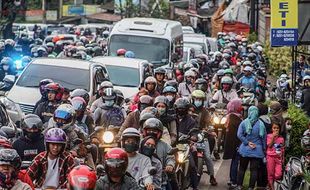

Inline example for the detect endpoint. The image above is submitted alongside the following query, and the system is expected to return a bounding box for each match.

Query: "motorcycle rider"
[211,76,238,105]
[175,97,197,135]
[154,96,177,146]
[190,90,218,185]
[95,148,142,190]
[301,75,310,117]
[195,78,212,107]
[144,76,160,98]
[154,67,166,94]
[27,128,75,189]
[93,88,125,127]
[68,165,97,190]
[33,78,54,112]
[162,85,178,115]
[91,81,113,112]
[0,57,16,81]
[121,128,155,190]
[141,118,175,190]
[237,66,258,92]
[71,97,94,135]
[71,88,90,106]
[13,114,45,162]
[211,69,225,92]
[34,82,61,124]
[178,70,196,98]
[0,148,32,190]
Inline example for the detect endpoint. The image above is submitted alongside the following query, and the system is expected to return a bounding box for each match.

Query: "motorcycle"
[237,87,256,118]
[175,135,191,190]
[195,132,206,183]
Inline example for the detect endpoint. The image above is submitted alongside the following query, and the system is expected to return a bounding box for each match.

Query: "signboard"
[68,6,85,15]
[63,5,99,16]
[25,10,43,22]
[270,0,298,46]
[46,10,58,21]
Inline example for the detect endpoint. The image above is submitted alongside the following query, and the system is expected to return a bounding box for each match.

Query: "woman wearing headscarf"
[236,106,266,190]
[223,99,243,188]
[270,101,286,140]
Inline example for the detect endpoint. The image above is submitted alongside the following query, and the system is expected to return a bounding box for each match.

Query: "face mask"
[142,146,155,157]
[186,79,192,85]
[177,109,188,117]
[242,43,247,46]
[25,131,41,141]
[124,143,139,153]
[2,65,9,71]
[157,107,166,116]
[104,100,114,107]
[166,95,174,102]
[222,84,231,91]
[194,100,203,108]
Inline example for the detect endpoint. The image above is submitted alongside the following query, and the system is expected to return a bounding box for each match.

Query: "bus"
[108,18,183,67]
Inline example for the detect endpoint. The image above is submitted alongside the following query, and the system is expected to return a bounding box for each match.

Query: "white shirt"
[43,157,60,188]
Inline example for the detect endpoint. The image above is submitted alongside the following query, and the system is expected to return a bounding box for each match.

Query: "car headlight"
[220,117,227,124]
[102,131,114,144]
[177,152,185,163]
[0,97,17,111]
[213,116,220,124]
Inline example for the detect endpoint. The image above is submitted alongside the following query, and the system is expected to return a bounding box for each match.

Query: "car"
[2,58,109,123]
[91,56,153,99]
[182,26,195,34]
[183,33,210,54]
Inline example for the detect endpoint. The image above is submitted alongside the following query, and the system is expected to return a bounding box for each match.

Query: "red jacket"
[18,170,34,190]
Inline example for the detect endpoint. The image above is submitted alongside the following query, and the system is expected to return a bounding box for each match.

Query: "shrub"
[285,104,310,162]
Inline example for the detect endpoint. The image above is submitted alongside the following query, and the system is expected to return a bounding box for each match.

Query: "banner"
[270,0,298,46]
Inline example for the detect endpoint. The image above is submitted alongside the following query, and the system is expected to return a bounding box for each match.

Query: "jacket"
[13,135,45,161]
[118,110,140,136]
[178,82,194,97]
[34,101,59,124]
[301,88,310,117]
[223,113,242,159]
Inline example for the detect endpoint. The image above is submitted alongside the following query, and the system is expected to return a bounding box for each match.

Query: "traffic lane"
[198,159,231,189]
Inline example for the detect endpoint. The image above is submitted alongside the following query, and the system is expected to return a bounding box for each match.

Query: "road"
[198,157,231,190]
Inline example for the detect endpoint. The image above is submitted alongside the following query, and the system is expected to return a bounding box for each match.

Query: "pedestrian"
[236,106,266,190]
[270,101,286,139]
[266,121,285,190]
[223,98,243,189]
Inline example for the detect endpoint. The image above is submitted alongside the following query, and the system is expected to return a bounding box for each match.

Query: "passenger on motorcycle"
[237,66,258,92]
[33,79,54,112]
[301,75,310,117]
[140,136,163,190]
[154,96,177,146]
[144,76,160,98]
[142,118,175,190]
[91,81,114,112]
[189,90,218,185]
[121,128,155,190]
[0,149,32,190]
[211,76,238,105]
[95,148,142,190]
[154,67,166,94]
[13,114,45,162]
[71,88,90,106]
[178,70,196,98]
[93,88,125,128]
[34,82,61,124]
[211,69,225,92]
[195,78,212,107]
[162,86,178,114]
[27,128,75,189]
[68,165,96,190]
[71,97,94,135]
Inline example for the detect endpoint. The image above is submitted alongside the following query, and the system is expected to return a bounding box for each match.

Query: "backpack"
[102,107,125,127]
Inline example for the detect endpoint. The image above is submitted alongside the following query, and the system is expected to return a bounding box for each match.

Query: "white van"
[108,18,183,67]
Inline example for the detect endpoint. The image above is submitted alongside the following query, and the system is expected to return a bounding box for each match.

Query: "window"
[105,65,140,87]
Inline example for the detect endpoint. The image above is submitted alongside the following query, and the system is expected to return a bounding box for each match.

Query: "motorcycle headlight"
[220,117,227,124]
[197,133,203,142]
[0,97,17,111]
[213,116,220,124]
[14,60,22,70]
[177,152,185,163]
[102,131,114,144]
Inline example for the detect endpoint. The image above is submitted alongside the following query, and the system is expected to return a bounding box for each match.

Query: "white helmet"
[184,70,196,78]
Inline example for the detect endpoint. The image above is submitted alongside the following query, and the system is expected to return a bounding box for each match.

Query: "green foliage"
[286,104,310,162]
[248,32,258,44]
[147,0,169,18]
[26,0,42,9]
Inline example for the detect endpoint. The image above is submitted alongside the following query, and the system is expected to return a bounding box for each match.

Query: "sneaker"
[210,176,218,186]
[214,151,220,160]
[229,184,238,190]
[227,181,232,186]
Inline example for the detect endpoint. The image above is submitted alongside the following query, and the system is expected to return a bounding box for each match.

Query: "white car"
[182,26,195,34]
[3,58,109,123]
[91,56,153,99]
[184,33,210,54]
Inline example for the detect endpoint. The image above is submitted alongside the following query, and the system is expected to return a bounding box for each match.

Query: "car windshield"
[16,64,90,91]
[105,65,140,87]
[109,35,170,65]
[184,43,205,54]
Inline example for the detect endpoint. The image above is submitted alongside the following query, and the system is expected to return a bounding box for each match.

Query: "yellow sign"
[271,0,298,28]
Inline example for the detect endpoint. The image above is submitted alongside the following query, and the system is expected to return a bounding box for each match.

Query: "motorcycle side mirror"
[125,98,131,103]
[148,167,157,176]
[3,75,15,84]
[94,126,105,133]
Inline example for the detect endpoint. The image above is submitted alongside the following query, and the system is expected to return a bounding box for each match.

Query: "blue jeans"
[230,152,240,184]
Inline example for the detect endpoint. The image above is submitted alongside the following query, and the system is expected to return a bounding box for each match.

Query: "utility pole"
[42,0,46,24]
[250,0,256,31]
[59,0,63,20]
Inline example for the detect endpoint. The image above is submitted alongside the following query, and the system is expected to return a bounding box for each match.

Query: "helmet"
[242,60,252,67]
[70,97,87,112]
[162,86,177,94]
[154,96,168,107]
[139,95,153,105]
[214,52,223,60]
[144,76,157,85]
[184,70,196,78]
[102,88,116,101]
[257,46,263,52]
[221,76,233,84]
[104,148,128,178]
[216,69,225,77]
[124,51,135,58]
[0,149,21,169]
[68,165,97,190]
[46,42,55,48]
[116,49,126,56]
[45,128,67,144]
[21,56,31,65]
[121,128,140,142]
[142,118,163,139]
[45,82,61,93]
[39,79,53,96]
[183,63,194,72]
[241,38,248,42]
[227,42,237,49]
[301,130,310,151]
[195,78,208,91]
[21,114,43,131]
[303,75,310,82]
[93,46,103,56]
[4,39,15,47]
[174,97,190,109]
[154,67,166,75]
[37,46,48,57]
[139,112,156,126]
[164,80,178,92]
[191,90,206,99]
[53,104,76,129]
[0,57,13,66]
[223,49,233,56]
[219,61,230,69]
[224,68,233,76]
[243,66,253,72]
[102,30,109,38]
[114,89,125,106]
[247,53,257,62]
[100,81,113,90]
[189,59,200,69]
[71,89,90,104]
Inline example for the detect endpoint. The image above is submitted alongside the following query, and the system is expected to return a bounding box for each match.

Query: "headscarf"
[227,98,243,117]
[269,101,282,115]
[244,106,265,137]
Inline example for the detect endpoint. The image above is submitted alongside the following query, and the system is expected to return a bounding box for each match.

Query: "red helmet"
[45,82,63,101]
[0,139,12,149]
[68,165,97,190]
[104,148,128,178]
[116,48,126,56]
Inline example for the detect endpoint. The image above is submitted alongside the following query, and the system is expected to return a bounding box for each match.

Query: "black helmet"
[39,79,53,96]
[21,114,43,131]
[114,89,124,106]
[154,96,168,107]
[247,53,257,62]
[195,78,208,91]
[142,118,163,140]
[71,89,90,104]
[154,67,166,75]
[102,88,116,101]
[174,98,190,109]
[0,148,21,169]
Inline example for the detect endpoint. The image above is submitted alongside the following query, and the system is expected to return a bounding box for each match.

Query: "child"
[266,121,285,190]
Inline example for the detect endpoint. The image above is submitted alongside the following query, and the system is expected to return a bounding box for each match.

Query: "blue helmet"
[125,51,135,58]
